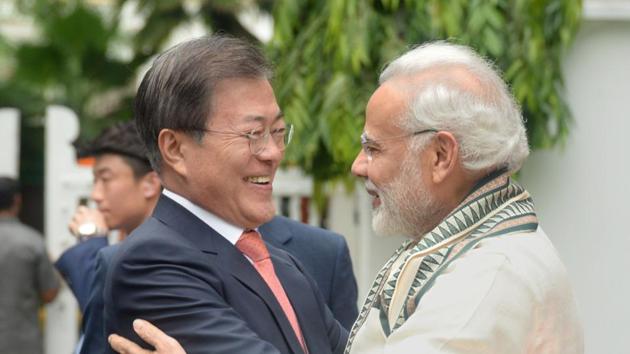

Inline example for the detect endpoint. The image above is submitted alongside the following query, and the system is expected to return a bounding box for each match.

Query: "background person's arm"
[36,238,60,304]
[328,235,359,330]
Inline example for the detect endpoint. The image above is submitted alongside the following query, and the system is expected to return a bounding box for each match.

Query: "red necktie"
[236,230,307,352]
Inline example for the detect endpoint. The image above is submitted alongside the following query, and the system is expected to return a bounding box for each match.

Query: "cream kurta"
[349,228,583,354]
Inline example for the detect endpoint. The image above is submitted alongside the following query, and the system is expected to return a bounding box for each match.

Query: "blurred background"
[0,0,628,353]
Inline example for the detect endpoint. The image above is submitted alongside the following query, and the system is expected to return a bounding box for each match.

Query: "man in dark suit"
[67,215,356,354]
[90,217,356,354]
[57,127,356,354]
[104,35,348,354]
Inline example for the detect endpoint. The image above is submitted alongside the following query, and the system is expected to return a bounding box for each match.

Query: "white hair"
[380,41,529,173]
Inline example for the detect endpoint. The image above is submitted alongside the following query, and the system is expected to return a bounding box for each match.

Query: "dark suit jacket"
[54,236,108,311]
[103,195,348,354]
[260,217,358,330]
[66,218,356,354]
[80,244,118,354]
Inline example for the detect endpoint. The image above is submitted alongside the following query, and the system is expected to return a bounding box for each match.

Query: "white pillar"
[0,108,20,178]
[44,106,93,354]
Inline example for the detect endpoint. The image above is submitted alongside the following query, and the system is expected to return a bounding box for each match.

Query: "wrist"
[76,222,107,240]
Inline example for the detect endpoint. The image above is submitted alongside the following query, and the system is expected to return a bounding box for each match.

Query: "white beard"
[369,157,442,238]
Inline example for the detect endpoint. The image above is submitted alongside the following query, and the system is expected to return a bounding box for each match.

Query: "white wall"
[520,20,630,354]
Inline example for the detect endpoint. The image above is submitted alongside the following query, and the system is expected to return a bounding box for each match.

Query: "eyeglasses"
[360,128,437,161]
[192,123,294,156]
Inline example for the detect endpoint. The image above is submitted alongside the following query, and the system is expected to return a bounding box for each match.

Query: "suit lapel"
[151,195,217,252]
[221,247,305,354]
[271,246,324,353]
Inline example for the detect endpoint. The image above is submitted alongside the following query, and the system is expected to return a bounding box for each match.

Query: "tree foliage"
[269,0,582,195]
[1,0,134,136]
[0,0,134,186]
[1,0,582,198]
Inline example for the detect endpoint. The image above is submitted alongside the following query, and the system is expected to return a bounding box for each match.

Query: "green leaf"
[45,5,110,57]
[482,27,504,57]
[14,44,65,85]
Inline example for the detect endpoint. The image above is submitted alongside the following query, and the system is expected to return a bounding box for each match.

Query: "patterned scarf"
[345,171,538,352]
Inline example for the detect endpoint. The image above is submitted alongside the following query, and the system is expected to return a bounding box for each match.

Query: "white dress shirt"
[162,189,244,245]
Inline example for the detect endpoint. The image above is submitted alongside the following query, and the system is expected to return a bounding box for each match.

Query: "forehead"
[365,65,484,136]
[364,82,408,139]
[93,154,134,175]
[208,77,281,127]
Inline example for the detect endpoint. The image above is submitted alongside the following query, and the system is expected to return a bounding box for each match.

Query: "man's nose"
[351,149,368,177]
[256,137,284,162]
[91,182,104,203]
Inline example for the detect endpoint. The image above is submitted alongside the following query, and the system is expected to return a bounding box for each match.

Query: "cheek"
[369,162,397,185]
[223,155,251,184]
[110,181,139,204]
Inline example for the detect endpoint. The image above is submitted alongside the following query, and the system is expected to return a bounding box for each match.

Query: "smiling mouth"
[365,186,381,208]
[246,176,271,185]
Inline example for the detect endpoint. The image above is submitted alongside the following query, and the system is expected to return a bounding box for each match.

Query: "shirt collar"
[162,189,244,245]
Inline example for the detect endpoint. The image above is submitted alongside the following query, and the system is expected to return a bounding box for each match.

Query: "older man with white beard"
[108,42,583,354]
[345,42,583,354]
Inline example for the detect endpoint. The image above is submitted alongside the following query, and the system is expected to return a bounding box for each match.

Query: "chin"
[105,220,118,231]
[371,210,400,238]
[372,205,422,238]
[247,204,276,228]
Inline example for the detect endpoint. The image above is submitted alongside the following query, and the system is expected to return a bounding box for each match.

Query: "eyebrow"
[93,166,112,176]
[244,111,285,123]
[361,132,379,145]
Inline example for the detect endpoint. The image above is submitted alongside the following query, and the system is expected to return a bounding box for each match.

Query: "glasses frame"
[360,128,437,161]
[191,123,294,156]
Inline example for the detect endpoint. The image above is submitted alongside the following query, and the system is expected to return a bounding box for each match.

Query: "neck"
[449,166,497,205]
[0,209,17,218]
[419,169,489,237]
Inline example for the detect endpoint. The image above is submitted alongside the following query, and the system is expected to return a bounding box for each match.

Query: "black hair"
[0,176,19,211]
[134,34,272,172]
[75,121,153,179]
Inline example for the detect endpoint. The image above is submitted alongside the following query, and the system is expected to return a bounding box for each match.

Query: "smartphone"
[78,197,90,207]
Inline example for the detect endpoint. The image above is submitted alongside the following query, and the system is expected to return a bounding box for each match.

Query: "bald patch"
[385,63,490,102]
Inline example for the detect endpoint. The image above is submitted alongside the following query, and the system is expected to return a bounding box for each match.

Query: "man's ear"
[140,171,161,199]
[430,131,459,184]
[158,129,189,177]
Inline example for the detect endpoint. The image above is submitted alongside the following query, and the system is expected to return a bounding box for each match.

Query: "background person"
[0,176,60,354]
[54,121,162,354]
[260,216,358,330]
